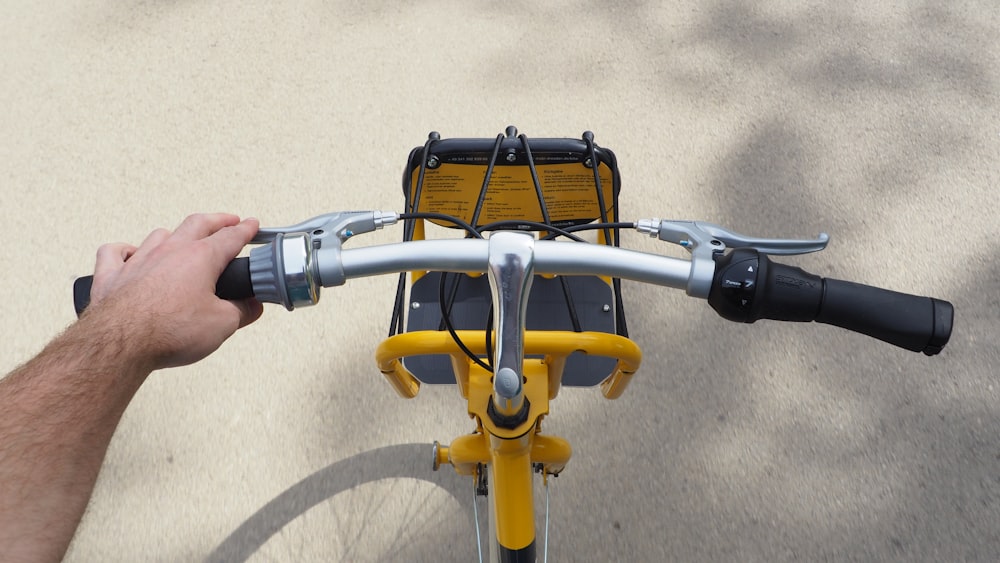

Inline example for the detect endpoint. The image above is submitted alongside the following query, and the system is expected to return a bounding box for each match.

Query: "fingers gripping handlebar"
[73,258,255,317]
[72,211,397,316]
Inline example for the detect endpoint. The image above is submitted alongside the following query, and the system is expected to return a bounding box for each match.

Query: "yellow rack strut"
[375,330,642,400]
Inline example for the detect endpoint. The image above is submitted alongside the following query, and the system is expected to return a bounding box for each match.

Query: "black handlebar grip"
[73,276,94,317]
[708,249,953,355]
[72,257,255,318]
[816,278,953,355]
[215,257,254,301]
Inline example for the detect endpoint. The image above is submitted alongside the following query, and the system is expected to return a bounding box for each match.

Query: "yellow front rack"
[375,330,642,400]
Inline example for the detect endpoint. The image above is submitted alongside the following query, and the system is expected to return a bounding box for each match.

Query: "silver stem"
[486,232,535,414]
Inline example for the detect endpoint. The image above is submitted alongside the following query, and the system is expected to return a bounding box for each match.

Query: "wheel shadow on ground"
[206,443,473,563]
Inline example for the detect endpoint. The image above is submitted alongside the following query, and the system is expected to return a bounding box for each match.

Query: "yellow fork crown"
[434,362,573,476]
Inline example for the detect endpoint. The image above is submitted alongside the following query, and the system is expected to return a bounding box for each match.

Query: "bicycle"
[75,127,953,562]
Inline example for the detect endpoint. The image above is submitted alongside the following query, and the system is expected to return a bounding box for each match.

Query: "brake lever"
[252,211,399,248]
[637,219,829,255]
[636,219,829,298]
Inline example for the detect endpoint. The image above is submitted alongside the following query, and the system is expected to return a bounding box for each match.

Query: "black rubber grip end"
[216,257,254,301]
[74,276,94,318]
[923,298,953,356]
[816,279,952,355]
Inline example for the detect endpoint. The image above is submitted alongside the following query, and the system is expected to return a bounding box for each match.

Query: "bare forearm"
[0,214,260,561]
[0,310,151,562]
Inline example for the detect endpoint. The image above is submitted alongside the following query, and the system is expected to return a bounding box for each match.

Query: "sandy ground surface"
[2,1,998,561]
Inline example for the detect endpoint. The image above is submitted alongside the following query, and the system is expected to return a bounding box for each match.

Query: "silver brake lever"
[637,219,829,255]
[252,211,399,248]
[635,219,829,298]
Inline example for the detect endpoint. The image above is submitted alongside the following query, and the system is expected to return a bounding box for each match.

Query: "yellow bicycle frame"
[376,330,642,558]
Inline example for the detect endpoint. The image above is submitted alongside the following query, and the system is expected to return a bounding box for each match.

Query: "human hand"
[86,213,264,371]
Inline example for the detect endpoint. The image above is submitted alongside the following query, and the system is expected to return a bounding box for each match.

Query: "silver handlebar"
[248,210,827,308]
[334,239,692,289]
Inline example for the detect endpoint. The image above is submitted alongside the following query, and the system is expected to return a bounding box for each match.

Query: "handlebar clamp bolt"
[495,367,521,398]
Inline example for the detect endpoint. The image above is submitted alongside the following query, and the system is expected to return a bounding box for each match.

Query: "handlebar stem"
[487,232,534,418]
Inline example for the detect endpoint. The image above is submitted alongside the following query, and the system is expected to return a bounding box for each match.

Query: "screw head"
[602,304,611,312]
[411,302,421,309]
[426,155,440,169]
[505,153,517,163]
[495,367,521,398]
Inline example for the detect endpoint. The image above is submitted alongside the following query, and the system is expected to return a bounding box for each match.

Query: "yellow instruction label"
[410,162,615,227]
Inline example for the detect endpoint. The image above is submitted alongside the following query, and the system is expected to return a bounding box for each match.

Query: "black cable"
[399,212,492,371]
[439,272,493,373]
[406,138,435,239]
[437,270,459,332]
[537,220,635,337]
[390,136,437,337]
[540,222,636,239]
[609,172,629,338]
[478,220,586,242]
[559,276,583,332]
[399,212,483,239]
[395,211,487,369]
[614,276,628,337]
[518,134,552,225]
[470,134,505,228]
[584,132,614,246]
[485,305,494,370]
[396,212,487,370]
[389,274,408,338]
